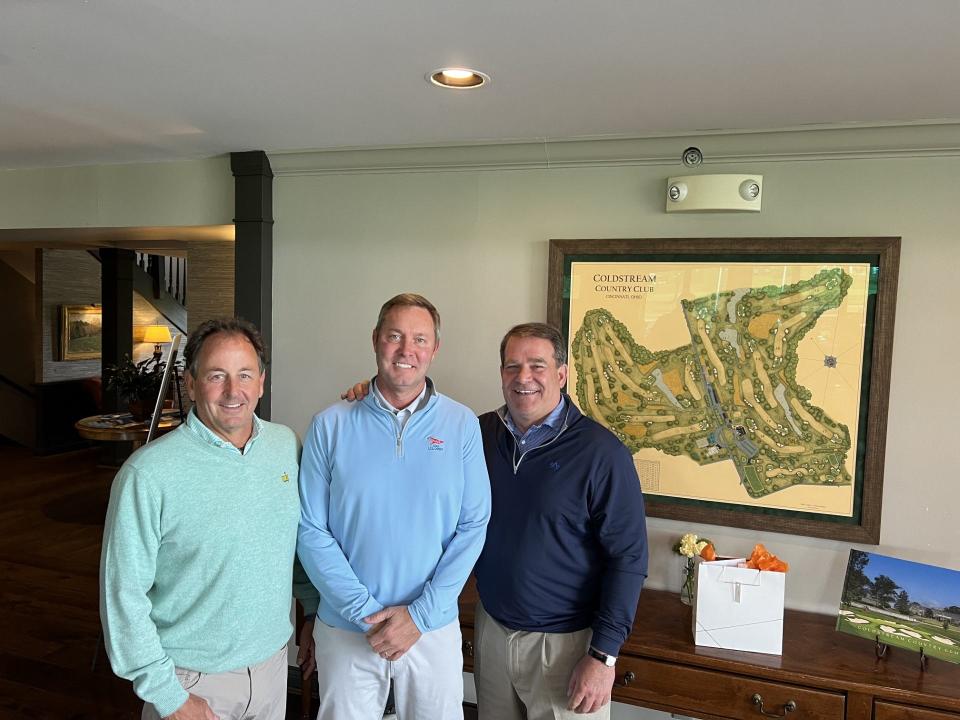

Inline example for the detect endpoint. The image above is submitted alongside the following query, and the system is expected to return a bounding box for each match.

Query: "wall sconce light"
[142,324,172,361]
[665,174,763,213]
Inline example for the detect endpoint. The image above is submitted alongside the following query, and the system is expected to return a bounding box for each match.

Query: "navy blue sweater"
[474,397,648,656]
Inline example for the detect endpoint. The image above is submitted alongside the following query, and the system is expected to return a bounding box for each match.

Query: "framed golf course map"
[547,237,900,542]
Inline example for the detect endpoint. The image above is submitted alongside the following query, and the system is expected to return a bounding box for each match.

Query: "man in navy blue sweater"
[472,322,647,720]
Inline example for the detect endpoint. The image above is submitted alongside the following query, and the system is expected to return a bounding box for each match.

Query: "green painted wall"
[0,156,232,228]
[269,127,960,615]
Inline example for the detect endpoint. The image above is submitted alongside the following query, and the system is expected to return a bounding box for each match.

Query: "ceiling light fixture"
[427,67,489,89]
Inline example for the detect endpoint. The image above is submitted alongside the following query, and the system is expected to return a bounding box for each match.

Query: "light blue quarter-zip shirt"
[297,378,491,634]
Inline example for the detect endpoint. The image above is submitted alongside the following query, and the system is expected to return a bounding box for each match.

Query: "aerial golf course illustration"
[567,262,871,515]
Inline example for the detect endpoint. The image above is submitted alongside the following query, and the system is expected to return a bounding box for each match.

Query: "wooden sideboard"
[458,580,960,720]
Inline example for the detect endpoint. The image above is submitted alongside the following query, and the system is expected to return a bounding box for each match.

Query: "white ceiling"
[3,0,960,170]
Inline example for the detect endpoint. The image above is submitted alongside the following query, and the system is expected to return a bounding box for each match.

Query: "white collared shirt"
[372,379,428,432]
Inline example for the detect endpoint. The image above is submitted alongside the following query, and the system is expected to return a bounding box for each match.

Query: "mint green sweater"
[99,411,301,717]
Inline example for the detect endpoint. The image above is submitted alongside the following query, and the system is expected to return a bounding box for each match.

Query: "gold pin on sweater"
[281,472,289,483]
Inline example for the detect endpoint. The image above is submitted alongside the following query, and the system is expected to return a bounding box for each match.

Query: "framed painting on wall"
[547,237,900,543]
[837,549,960,665]
[59,304,102,361]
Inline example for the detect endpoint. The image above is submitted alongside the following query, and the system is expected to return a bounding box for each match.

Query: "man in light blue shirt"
[298,293,491,720]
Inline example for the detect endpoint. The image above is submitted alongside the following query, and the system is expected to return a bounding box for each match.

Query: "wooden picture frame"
[59,304,102,361]
[547,237,900,543]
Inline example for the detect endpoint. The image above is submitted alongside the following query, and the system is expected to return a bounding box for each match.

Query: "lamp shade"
[143,325,172,344]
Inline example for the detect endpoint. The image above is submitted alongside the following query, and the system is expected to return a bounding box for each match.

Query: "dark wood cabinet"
[875,703,960,720]
[459,581,960,720]
[612,655,844,720]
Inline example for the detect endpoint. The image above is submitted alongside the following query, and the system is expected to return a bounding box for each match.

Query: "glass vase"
[680,556,696,605]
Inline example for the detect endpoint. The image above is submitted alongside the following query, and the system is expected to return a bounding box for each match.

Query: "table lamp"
[143,324,172,362]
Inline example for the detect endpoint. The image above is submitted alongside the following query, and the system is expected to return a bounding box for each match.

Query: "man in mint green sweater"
[100,319,310,720]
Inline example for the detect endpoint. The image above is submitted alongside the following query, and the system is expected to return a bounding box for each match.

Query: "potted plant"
[103,355,167,421]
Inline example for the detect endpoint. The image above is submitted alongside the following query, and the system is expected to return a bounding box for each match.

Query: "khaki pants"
[313,618,464,720]
[142,645,288,720]
[474,602,609,720]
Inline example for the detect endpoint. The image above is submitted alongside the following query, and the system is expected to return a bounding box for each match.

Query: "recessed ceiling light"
[427,67,490,89]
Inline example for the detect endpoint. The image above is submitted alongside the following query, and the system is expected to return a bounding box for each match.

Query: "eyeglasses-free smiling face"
[185,331,265,448]
[372,305,439,409]
[501,336,567,434]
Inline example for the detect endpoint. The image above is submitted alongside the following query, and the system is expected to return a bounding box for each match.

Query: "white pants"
[142,645,288,720]
[312,618,464,720]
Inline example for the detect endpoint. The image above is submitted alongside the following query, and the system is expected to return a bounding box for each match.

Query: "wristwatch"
[587,646,617,667]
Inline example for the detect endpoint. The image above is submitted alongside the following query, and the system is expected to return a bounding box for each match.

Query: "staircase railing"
[136,253,187,306]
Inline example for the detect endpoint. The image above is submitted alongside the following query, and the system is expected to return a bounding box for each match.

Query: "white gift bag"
[692,557,785,655]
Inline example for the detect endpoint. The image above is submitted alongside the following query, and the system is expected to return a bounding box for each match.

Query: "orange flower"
[699,543,717,561]
[745,543,789,573]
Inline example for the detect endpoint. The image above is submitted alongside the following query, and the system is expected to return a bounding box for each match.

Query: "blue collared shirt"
[501,396,566,450]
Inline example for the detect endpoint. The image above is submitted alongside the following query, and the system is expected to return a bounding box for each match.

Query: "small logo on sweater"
[427,436,445,452]
[549,461,561,472]
[281,472,290,483]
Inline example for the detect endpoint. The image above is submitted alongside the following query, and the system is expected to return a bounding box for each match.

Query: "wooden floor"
[0,442,141,719]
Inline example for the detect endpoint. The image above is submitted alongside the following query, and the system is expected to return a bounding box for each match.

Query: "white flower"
[675,532,714,559]
[678,533,699,557]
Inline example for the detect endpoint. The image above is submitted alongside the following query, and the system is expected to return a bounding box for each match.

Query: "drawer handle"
[752,694,797,718]
[620,671,636,686]
[463,640,474,657]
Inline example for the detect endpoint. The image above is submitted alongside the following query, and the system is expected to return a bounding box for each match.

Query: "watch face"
[590,647,616,666]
